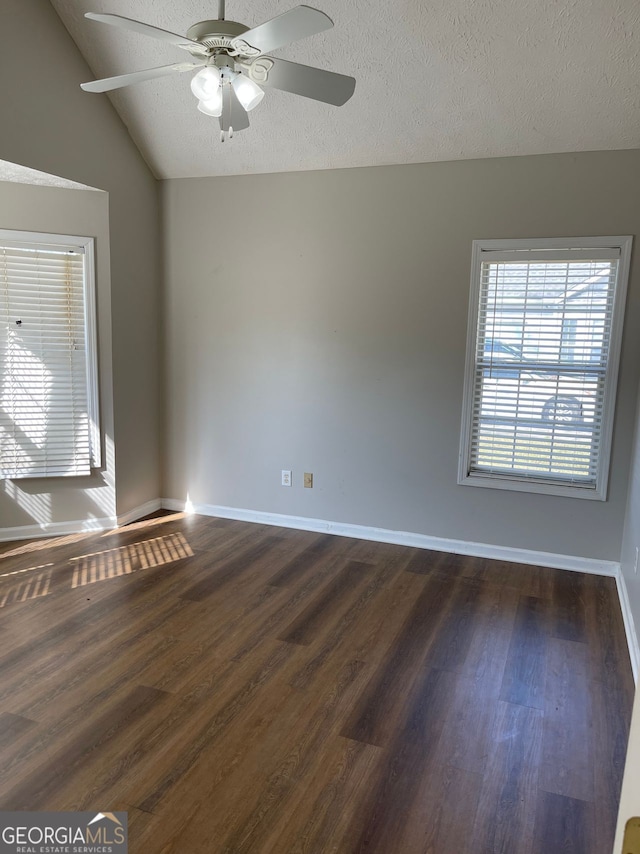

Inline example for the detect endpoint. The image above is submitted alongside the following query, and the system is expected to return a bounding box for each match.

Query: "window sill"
[458,471,606,501]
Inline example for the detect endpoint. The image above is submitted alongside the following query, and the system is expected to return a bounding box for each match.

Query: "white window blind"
[0,232,100,479]
[459,237,632,500]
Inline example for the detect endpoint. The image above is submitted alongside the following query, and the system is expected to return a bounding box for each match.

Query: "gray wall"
[620,388,640,638]
[615,384,640,852]
[163,150,640,561]
[0,181,116,529]
[0,0,161,518]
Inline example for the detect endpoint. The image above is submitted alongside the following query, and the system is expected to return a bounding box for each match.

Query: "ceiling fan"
[80,2,356,140]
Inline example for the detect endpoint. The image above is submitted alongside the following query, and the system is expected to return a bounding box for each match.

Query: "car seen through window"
[481,337,598,425]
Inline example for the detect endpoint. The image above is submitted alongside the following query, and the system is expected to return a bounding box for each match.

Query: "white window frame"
[458,235,632,500]
[0,229,101,477]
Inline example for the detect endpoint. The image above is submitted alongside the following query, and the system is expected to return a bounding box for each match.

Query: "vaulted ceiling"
[50,0,640,179]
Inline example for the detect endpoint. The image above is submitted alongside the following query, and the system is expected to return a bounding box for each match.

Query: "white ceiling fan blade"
[220,86,250,133]
[85,13,207,55]
[247,57,355,106]
[232,6,333,56]
[81,62,204,93]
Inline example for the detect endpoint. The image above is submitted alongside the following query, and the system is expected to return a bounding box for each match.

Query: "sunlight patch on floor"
[70,532,194,589]
[0,563,53,608]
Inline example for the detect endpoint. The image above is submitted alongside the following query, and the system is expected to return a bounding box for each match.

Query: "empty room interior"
[1,0,640,852]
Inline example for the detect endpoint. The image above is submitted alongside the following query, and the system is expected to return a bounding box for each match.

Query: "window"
[459,236,632,500]
[0,230,100,479]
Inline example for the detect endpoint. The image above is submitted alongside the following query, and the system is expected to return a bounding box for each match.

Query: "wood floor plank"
[228,553,361,665]
[258,737,381,854]
[211,661,370,853]
[133,642,299,814]
[456,581,519,684]
[179,534,285,601]
[470,700,543,854]
[288,549,415,691]
[421,576,486,672]
[582,575,633,853]
[3,591,191,715]
[343,667,458,853]
[267,534,345,587]
[551,569,587,642]
[1,685,173,810]
[459,557,557,600]
[137,657,370,852]
[0,712,37,752]
[404,547,467,577]
[532,790,592,854]
[432,671,499,775]
[120,673,307,847]
[585,574,634,695]
[0,634,181,793]
[500,594,549,710]
[0,545,204,673]
[399,763,483,854]
[540,637,594,802]
[340,574,452,746]
[277,560,373,646]
[590,672,633,853]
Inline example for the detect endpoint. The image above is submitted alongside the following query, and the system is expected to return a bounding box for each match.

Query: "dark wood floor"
[0,512,634,853]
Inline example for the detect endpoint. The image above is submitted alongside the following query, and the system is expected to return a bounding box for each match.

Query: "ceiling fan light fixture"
[197,92,223,117]
[231,74,265,112]
[190,66,222,101]
[81,7,357,143]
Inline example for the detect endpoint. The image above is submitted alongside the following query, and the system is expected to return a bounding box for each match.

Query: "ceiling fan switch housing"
[217,60,237,79]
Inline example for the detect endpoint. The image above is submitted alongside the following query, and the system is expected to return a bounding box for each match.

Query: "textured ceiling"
[50,0,640,179]
[0,160,99,190]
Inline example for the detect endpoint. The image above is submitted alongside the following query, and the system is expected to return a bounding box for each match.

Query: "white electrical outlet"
[635,546,639,575]
[281,470,292,487]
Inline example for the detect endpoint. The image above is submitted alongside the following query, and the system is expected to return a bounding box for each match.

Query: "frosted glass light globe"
[191,66,221,101]
[197,90,223,117]
[232,75,264,111]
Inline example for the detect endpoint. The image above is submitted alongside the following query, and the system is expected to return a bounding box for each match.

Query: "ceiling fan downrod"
[218,1,225,21]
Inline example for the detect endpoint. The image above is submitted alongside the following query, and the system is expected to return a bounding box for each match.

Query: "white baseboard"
[616,569,640,685]
[161,498,619,577]
[0,498,163,543]
[165,498,640,678]
[117,498,163,527]
[0,516,117,542]
[2,495,634,684]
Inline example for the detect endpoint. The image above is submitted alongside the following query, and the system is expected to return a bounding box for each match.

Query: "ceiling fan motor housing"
[185,19,249,53]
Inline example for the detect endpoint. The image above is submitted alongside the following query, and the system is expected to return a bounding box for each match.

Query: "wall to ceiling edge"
[161,149,640,565]
[0,0,162,523]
